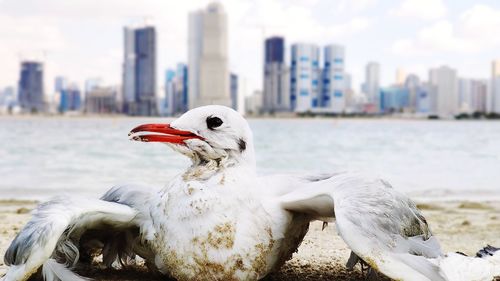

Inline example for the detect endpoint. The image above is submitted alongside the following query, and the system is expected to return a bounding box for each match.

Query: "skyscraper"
[290,43,320,113]
[470,79,488,113]
[429,65,458,117]
[135,26,157,116]
[263,36,289,113]
[176,63,189,113]
[123,27,136,114]
[363,62,380,110]
[322,44,345,112]
[458,78,472,113]
[164,63,188,116]
[188,9,203,110]
[122,25,157,116]
[19,61,44,113]
[230,73,238,111]
[188,2,230,109]
[164,69,176,116]
[491,60,500,113]
[404,74,421,112]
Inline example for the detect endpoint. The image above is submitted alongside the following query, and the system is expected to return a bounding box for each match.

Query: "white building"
[363,62,381,109]
[429,66,458,117]
[245,90,262,115]
[491,60,500,113]
[322,44,345,113]
[290,43,320,113]
[470,79,488,113]
[417,83,435,114]
[188,2,231,109]
[458,78,472,113]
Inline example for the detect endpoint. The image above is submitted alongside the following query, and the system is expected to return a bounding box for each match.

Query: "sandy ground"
[0,200,499,280]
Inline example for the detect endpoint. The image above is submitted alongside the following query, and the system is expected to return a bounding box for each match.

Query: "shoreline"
[1,199,499,280]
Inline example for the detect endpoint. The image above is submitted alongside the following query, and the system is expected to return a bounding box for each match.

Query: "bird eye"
[206,116,223,130]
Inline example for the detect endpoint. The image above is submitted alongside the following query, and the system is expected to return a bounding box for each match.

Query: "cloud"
[0,14,67,89]
[337,0,378,13]
[0,0,375,93]
[389,0,447,21]
[391,4,500,56]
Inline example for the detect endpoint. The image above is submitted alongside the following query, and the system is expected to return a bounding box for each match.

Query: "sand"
[0,199,499,280]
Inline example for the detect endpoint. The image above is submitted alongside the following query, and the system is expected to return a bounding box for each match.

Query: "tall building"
[177,63,189,113]
[188,2,230,109]
[404,74,421,112]
[230,73,238,111]
[164,69,176,116]
[164,63,188,116]
[188,9,203,110]
[263,36,289,113]
[363,62,380,110]
[122,25,157,116]
[322,44,345,112]
[491,60,500,113]
[470,79,488,113]
[123,27,136,113]
[19,61,44,113]
[290,43,320,113]
[417,83,436,114]
[135,26,157,116]
[429,66,458,117]
[58,83,82,113]
[458,78,472,113]
[395,68,407,85]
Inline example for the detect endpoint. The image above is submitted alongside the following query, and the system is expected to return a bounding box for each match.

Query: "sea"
[1,116,499,201]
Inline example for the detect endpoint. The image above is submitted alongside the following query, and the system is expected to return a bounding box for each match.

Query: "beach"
[1,199,499,280]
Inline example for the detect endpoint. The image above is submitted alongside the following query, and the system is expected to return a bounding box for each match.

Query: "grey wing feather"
[279,173,444,280]
[3,195,138,281]
[98,184,159,269]
[5,198,72,266]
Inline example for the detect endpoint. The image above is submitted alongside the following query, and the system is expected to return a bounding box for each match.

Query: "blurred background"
[0,0,500,199]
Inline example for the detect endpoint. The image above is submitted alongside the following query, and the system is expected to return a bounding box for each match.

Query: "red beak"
[128,123,203,144]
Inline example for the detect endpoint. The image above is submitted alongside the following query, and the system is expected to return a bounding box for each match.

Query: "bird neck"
[183,149,256,182]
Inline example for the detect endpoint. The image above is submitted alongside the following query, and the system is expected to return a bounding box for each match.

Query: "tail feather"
[476,245,500,277]
[476,245,500,258]
[42,259,90,281]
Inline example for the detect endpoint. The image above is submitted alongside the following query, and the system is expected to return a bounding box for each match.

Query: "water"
[1,116,499,200]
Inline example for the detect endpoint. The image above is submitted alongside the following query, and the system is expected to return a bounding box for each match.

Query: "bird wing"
[2,185,156,281]
[278,172,445,281]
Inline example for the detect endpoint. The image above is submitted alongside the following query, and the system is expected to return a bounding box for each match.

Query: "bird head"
[129,105,255,168]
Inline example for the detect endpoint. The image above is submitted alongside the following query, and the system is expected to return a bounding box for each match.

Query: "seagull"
[2,105,498,281]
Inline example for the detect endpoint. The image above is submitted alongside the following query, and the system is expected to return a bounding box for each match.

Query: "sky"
[1,0,500,96]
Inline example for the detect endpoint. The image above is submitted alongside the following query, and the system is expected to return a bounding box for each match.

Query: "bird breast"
[150,174,283,281]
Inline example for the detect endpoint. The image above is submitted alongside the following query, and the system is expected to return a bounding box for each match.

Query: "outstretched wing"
[2,185,154,281]
[278,172,445,281]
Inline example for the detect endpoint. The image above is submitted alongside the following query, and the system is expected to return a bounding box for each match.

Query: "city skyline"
[1,0,500,97]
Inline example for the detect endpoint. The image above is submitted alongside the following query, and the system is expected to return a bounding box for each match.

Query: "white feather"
[42,259,90,281]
